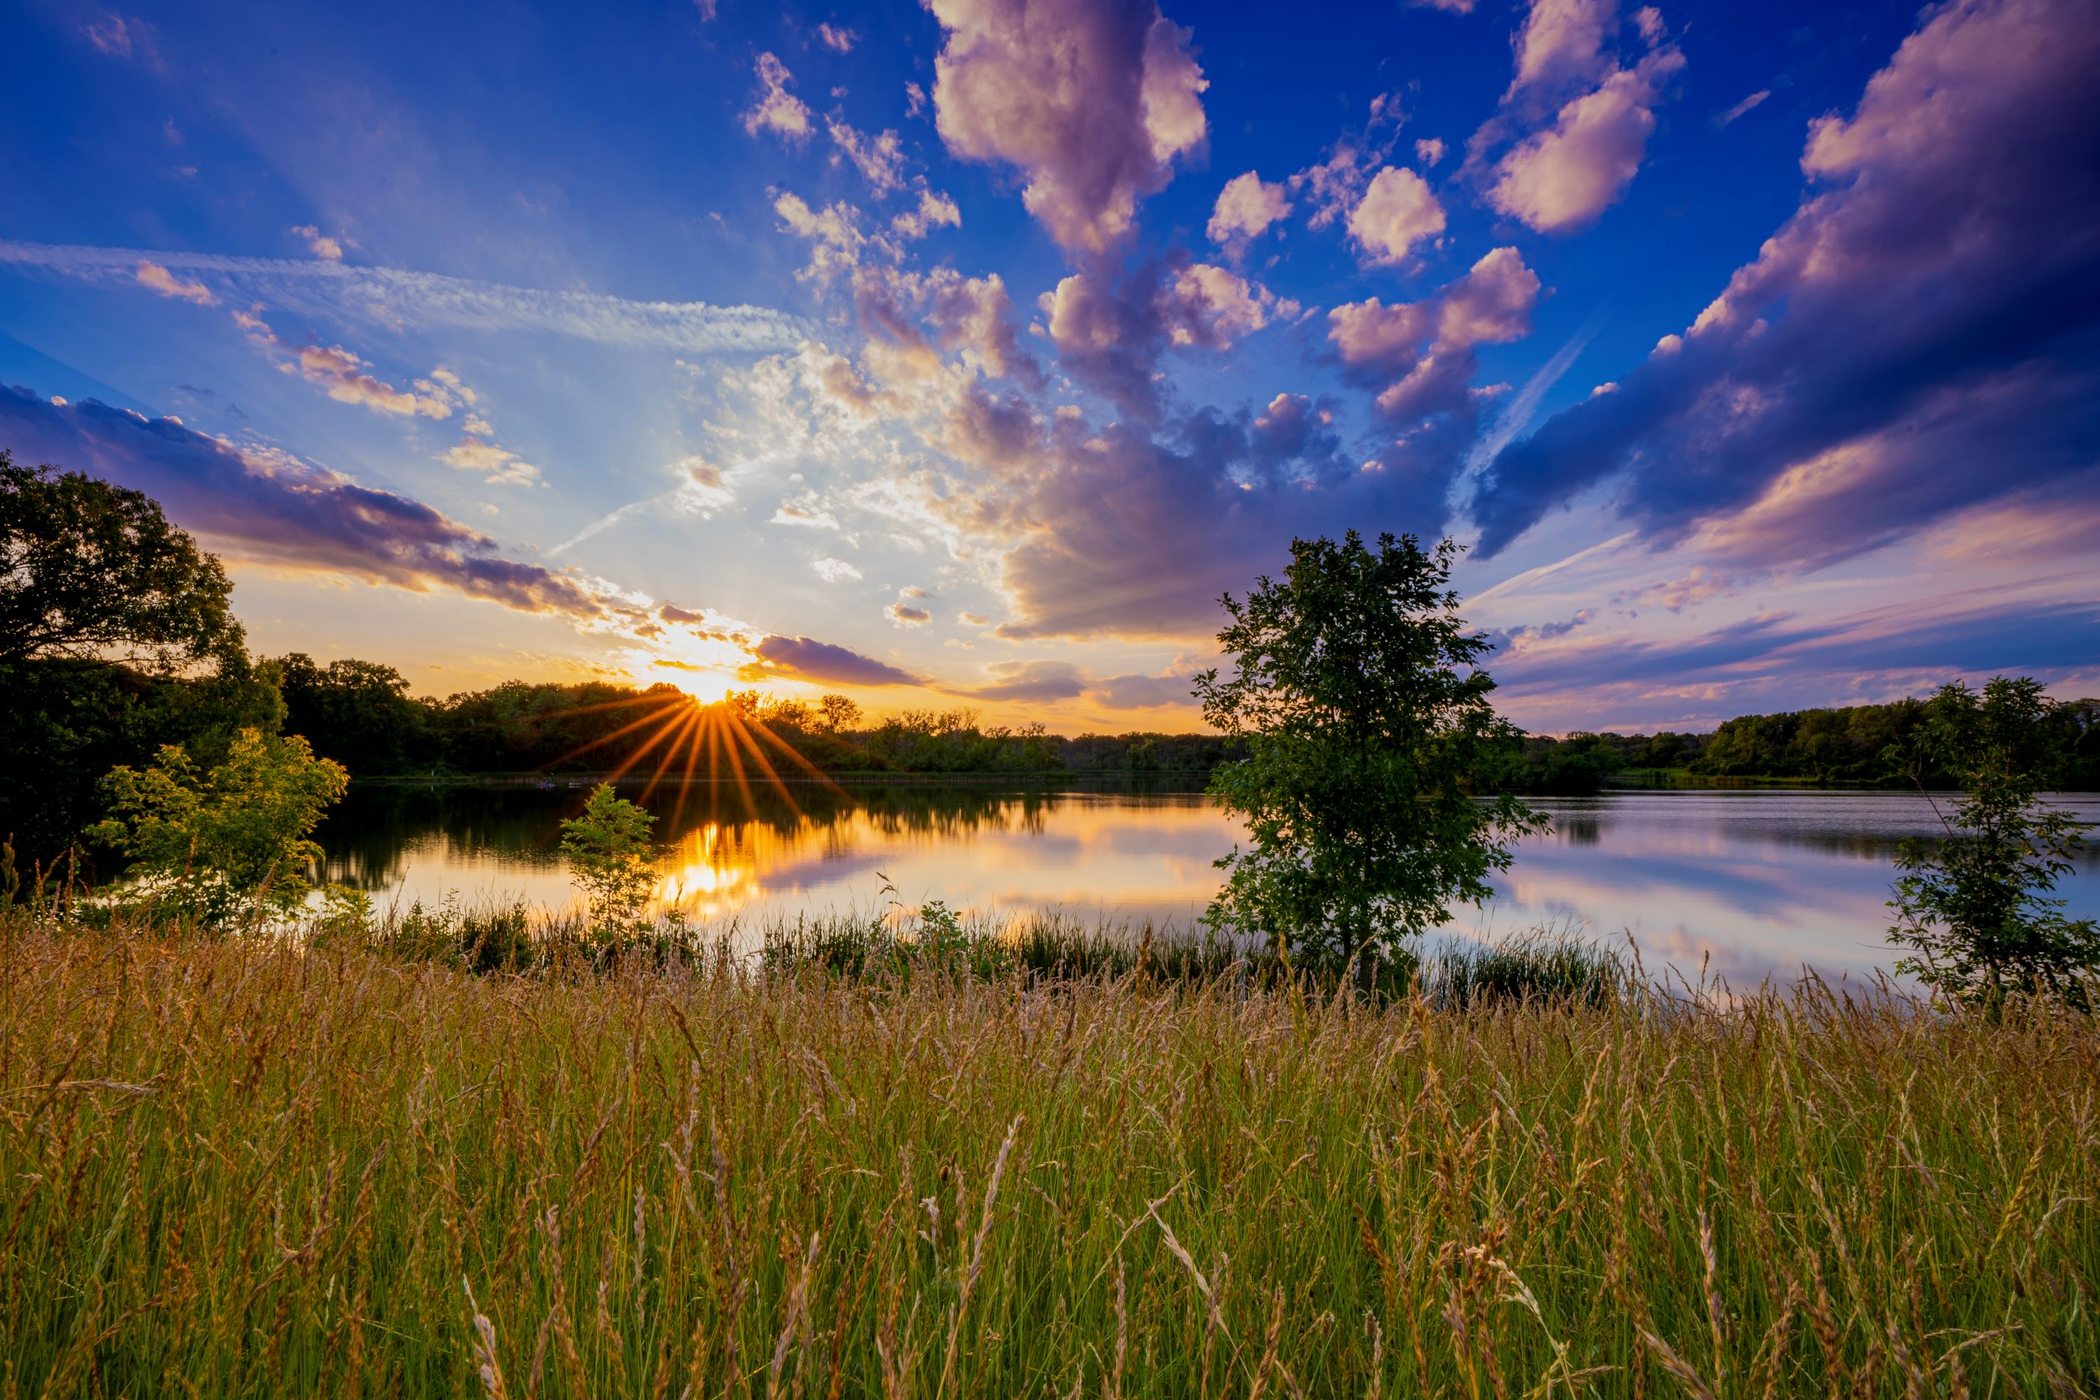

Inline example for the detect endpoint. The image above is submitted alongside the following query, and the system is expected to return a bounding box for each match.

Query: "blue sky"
[2,0,2094,732]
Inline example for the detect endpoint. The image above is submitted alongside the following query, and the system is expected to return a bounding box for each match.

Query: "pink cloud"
[927,0,1208,252]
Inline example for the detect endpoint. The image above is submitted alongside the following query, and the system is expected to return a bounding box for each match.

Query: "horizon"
[3,0,2096,736]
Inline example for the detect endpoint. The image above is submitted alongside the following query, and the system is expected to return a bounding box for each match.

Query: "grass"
[3,909,2097,1397]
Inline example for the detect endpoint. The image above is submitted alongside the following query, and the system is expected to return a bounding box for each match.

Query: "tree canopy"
[0,451,242,672]
[1196,532,1541,979]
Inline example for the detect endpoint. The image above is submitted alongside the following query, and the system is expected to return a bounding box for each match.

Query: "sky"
[2,0,2096,735]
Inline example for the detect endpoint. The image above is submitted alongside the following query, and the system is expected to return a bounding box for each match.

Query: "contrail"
[1448,322,1596,528]
[0,239,814,355]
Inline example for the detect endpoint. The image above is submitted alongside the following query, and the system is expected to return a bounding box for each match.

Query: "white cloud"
[135,259,215,305]
[289,224,344,261]
[1206,171,1291,249]
[1346,166,1446,264]
[742,53,815,143]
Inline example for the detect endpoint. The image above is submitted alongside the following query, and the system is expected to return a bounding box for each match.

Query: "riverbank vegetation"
[4,911,2097,1397]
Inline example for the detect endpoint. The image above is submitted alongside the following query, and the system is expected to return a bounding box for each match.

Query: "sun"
[649,662,740,704]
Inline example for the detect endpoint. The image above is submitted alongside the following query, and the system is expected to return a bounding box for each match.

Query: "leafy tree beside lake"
[560,783,659,933]
[1196,532,1542,982]
[1889,678,2098,1005]
[91,727,349,926]
[1,452,281,863]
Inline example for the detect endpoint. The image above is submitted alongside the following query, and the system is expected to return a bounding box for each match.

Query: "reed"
[2,909,2095,1396]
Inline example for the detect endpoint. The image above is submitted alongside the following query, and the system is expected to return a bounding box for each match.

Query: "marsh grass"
[2,908,2097,1397]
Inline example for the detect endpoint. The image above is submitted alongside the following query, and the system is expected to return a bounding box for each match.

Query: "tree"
[1195,532,1542,981]
[0,451,242,671]
[1888,677,2097,1004]
[818,694,863,734]
[91,727,350,925]
[268,653,427,776]
[560,783,658,932]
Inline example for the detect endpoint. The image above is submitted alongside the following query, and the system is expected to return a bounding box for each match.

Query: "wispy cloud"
[0,240,812,355]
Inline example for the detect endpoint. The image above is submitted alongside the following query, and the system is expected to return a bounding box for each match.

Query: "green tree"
[0,451,242,671]
[1889,677,2097,1004]
[268,653,428,775]
[91,727,350,924]
[560,783,659,932]
[1195,532,1542,981]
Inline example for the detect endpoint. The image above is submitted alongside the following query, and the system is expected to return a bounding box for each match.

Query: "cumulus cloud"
[1414,137,1447,166]
[743,53,815,143]
[815,21,858,52]
[135,260,215,305]
[1329,246,1541,423]
[1508,0,1617,97]
[1474,0,2100,565]
[927,0,1208,252]
[1489,50,1684,233]
[1038,258,1289,412]
[745,635,923,686]
[1206,171,1291,251]
[1346,166,1446,265]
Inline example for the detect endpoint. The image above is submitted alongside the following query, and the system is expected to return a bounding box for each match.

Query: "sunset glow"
[0,0,2093,730]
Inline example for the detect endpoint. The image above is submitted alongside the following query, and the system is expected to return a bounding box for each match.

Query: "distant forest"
[6,649,2096,864]
[263,654,2100,794]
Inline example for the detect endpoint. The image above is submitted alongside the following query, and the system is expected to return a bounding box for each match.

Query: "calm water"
[320,783,2100,983]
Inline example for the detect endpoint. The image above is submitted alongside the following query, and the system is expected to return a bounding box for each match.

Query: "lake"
[320,782,2100,984]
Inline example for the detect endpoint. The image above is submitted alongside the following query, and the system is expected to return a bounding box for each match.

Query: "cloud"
[1038,257,1288,412]
[1474,0,2100,565]
[135,260,215,306]
[811,557,863,582]
[1715,88,1769,127]
[887,599,933,625]
[0,386,612,620]
[828,120,908,196]
[1207,171,1291,250]
[1329,246,1540,423]
[971,659,1087,701]
[1508,0,1616,97]
[1414,137,1447,166]
[0,239,811,354]
[289,225,345,260]
[1489,51,1683,233]
[743,53,815,143]
[891,188,964,240]
[1346,167,1446,265]
[815,22,858,52]
[1089,669,1197,708]
[745,635,924,686]
[1408,0,1476,11]
[927,0,1208,252]
[232,307,456,420]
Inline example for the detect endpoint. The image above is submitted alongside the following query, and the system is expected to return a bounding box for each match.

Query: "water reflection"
[320,784,2100,983]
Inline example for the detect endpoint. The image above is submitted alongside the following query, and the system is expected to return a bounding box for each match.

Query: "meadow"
[4,910,2097,1398]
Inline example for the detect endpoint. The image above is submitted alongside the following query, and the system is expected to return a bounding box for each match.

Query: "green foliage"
[90,727,349,924]
[1196,532,1542,976]
[0,450,242,671]
[1889,677,2098,1004]
[559,783,658,931]
[267,652,428,776]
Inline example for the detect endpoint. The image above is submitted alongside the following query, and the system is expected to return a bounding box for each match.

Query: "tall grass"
[2,911,2096,1396]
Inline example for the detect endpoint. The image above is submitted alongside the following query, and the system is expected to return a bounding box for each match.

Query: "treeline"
[269,654,1238,782]
[1490,696,2100,794]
